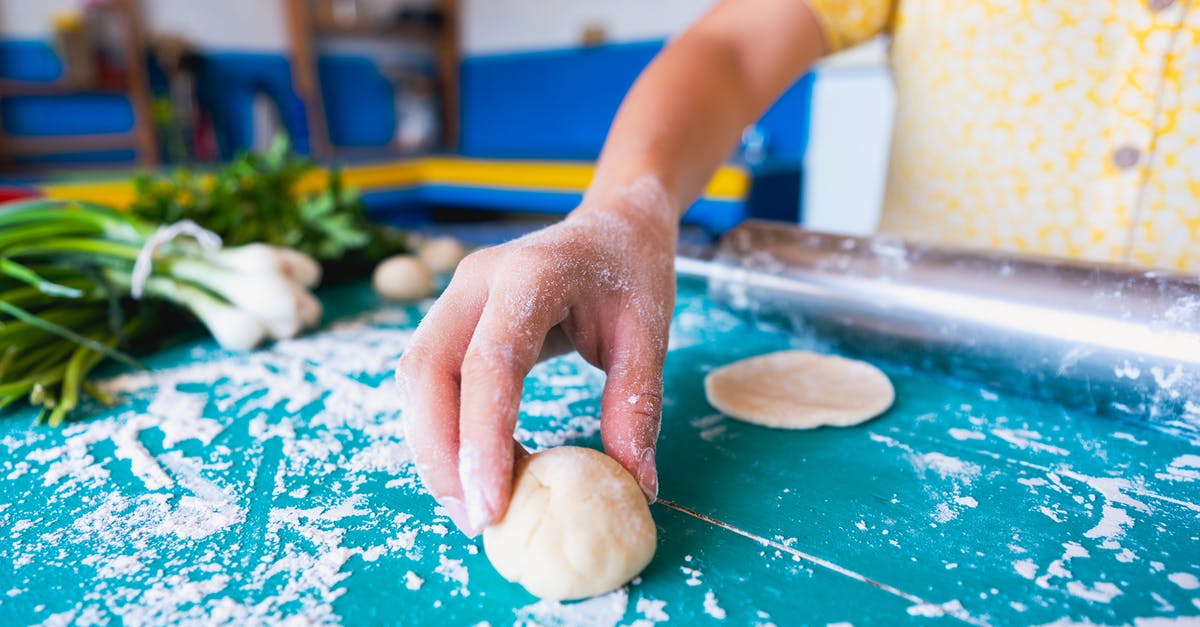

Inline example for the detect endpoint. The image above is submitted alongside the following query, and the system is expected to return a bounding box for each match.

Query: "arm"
[585,0,827,218]
[396,0,829,536]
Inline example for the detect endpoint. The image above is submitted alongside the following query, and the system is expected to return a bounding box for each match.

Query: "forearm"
[582,0,828,224]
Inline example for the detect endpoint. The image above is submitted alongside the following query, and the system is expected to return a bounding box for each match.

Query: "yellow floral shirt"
[804,0,1200,270]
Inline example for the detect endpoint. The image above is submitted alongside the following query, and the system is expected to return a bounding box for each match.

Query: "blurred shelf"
[0,78,132,97]
[285,0,459,161]
[0,0,157,171]
[2,132,140,154]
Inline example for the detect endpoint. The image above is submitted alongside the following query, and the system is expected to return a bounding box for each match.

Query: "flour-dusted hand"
[395,180,677,536]
[396,0,826,536]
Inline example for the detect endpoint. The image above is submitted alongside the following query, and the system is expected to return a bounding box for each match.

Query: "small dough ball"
[482,446,657,601]
[372,255,434,301]
[417,236,468,273]
[705,349,894,429]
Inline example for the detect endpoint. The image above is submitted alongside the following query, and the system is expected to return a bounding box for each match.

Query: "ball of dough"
[705,349,894,429]
[482,446,657,601]
[372,255,434,301]
[417,236,468,273]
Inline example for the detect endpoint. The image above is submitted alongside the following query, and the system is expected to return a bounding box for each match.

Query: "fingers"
[398,226,673,540]
[457,281,565,531]
[600,303,670,503]
[397,276,484,534]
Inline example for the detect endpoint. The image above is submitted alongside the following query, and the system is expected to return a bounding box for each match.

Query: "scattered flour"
[1034,542,1089,591]
[700,424,728,442]
[0,307,451,623]
[991,428,1070,456]
[1156,455,1200,483]
[906,600,965,618]
[1114,361,1143,380]
[1112,431,1148,445]
[435,555,470,597]
[4,272,1196,625]
[2,301,708,624]
[94,555,146,579]
[1014,559,1038,580]
[1151,592,1174,612]
[948,428,985,441]
[689,414,724,429]
[1065,580,1123,604]
[911,452,981,481]
[933,502,958,523]
[1059,470,1158,553]
[1167,572,1200,590]
[1084,504,1134,546]
[514,588,628,627]
[512,357,606,451]
[756,609,778,627]
[680,565,703,586]
[1040,506,1065,523]
[632,598,669,625]
[703,590,727,620]
[2,309,628,619]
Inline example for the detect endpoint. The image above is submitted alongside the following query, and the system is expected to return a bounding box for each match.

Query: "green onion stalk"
[0,199,324,425]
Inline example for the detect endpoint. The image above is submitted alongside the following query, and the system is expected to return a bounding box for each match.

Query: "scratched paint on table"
[0,280,1198,626]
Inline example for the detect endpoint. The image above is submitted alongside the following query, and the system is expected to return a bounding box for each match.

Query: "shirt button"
[1147,0,1174,11]
[1112,146,1141,170]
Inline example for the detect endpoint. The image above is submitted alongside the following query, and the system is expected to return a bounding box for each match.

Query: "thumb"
[599,315,668,503]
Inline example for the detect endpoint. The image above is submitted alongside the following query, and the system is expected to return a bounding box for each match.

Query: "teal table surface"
[1,278,1197,626]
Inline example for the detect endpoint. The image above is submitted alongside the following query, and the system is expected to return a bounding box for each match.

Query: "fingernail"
[459,445,498,530]
[464,483,494,531]
[440,497,480,537]
[637,448,658,503]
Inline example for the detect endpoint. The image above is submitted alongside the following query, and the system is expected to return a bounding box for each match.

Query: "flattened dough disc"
[704,350,894,429]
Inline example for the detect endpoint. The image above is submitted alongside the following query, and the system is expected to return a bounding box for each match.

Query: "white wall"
[0,0,288,51]
[460,0,714,55]
[3,0,712,55]
[0,0,81,38]
[803,40,893,235]
[141,0,289,52]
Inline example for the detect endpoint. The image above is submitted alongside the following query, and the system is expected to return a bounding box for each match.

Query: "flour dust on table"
[3,279,1197,625]
[0,289,682,625]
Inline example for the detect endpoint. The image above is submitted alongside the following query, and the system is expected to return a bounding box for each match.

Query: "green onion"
[2,197,326,424]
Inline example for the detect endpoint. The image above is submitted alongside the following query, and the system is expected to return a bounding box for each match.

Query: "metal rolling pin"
[676,220,1200,429]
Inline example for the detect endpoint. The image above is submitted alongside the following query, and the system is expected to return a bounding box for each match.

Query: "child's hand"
[396,183,676,536]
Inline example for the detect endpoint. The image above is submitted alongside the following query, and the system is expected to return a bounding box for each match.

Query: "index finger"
[457,280,567,531]
[396,277,483,532]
